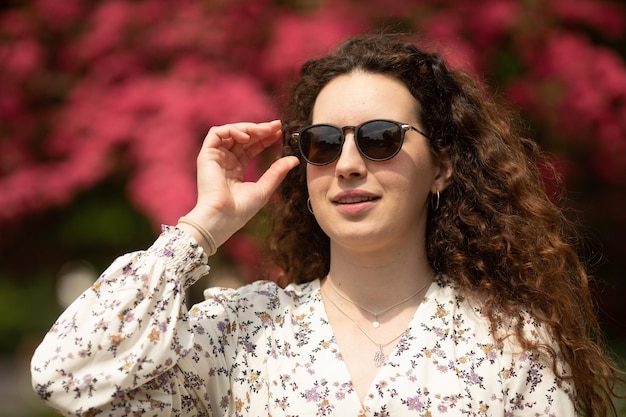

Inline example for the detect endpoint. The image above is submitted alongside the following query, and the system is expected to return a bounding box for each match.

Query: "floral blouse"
[31,226,576,416]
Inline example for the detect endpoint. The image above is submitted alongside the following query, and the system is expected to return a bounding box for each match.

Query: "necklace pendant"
[373,347,386,367]
[372,320,380,328]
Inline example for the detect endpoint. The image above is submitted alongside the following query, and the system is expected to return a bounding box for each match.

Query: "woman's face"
[306,71,450,254]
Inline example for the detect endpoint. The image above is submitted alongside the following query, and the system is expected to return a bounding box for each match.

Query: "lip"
[331,190,380,214]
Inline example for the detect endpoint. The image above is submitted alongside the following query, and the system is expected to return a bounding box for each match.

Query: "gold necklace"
[327,278,431,328]
[323,288,408,367]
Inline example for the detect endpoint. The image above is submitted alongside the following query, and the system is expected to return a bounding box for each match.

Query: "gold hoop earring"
[307,198,314,214]
[431,191,440,211]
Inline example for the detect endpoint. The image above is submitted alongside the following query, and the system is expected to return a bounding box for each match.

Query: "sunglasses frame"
[288,119,428,166]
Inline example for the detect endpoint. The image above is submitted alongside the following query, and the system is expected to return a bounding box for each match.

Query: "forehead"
[311,71,419,124]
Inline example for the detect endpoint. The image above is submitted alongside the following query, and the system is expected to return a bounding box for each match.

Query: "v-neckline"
[311,279,436,407]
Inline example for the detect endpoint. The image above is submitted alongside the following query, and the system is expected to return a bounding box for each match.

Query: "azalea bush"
[1,0,625,354]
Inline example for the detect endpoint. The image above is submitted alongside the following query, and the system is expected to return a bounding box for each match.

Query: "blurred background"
[1,0,625,415]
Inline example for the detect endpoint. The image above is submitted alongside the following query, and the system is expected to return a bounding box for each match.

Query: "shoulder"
[203,279,319,305]
[431,274,561,350]
[427,274,490,327]
[422,274,494,345]
[191,279,320,319]
[431,274,575,397]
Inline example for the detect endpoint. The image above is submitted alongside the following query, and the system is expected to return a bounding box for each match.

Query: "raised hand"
[179,120,300,253]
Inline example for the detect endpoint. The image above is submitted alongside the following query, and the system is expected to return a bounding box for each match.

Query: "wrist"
[176,217,217,256]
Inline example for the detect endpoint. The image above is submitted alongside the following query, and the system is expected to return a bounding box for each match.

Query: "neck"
[324,240,434,311]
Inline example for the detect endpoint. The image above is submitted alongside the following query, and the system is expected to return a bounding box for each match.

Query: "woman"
[32,34,622,416]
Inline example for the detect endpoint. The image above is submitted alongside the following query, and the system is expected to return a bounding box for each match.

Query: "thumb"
[255,156,301,203]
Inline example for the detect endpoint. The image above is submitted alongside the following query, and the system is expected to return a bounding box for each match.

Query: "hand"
[180,120,300,252]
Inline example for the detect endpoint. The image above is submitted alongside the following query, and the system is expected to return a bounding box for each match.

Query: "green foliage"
[0,272,60,355]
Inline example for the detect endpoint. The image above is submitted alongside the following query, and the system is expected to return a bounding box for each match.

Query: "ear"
[431,155,453,194]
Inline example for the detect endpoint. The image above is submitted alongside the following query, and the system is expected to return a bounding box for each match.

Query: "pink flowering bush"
[1,0,625,321]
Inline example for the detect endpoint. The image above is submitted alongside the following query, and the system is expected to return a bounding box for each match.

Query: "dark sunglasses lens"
[300,125,343,165]
[358,121,403,160]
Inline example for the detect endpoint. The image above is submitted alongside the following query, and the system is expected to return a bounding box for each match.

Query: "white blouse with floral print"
[31,226,576,416]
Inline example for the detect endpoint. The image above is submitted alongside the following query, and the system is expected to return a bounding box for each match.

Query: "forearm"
[31,226,210,415]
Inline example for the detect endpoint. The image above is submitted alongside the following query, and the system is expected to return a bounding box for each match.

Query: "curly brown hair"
[267,33,623,416]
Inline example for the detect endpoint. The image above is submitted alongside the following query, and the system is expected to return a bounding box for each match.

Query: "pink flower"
[1,38,43,80]
[549,0,625,39]
[503,31,626,183]
[72,0,131,61]
[34,0,84,28]
[262,11,366,85]
[422,12,479,74]
[464,0,521,48]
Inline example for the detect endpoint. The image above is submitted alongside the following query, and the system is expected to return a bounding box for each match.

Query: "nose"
[334,129,367,179]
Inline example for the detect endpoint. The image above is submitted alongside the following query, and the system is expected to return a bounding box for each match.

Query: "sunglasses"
[288,119,428,166]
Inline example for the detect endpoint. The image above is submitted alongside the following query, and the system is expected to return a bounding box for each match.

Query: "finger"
[214,120,281,143]
[227,121,283,162]
[203,126,249,150]
[202,120,281,151]
[254,156,300,203]
[241,128,283,159]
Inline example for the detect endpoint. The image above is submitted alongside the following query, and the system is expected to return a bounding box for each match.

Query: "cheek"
[383,173,414,197]
[383,158,437,200]
[404,152,438,182]
[305,166,329,198]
